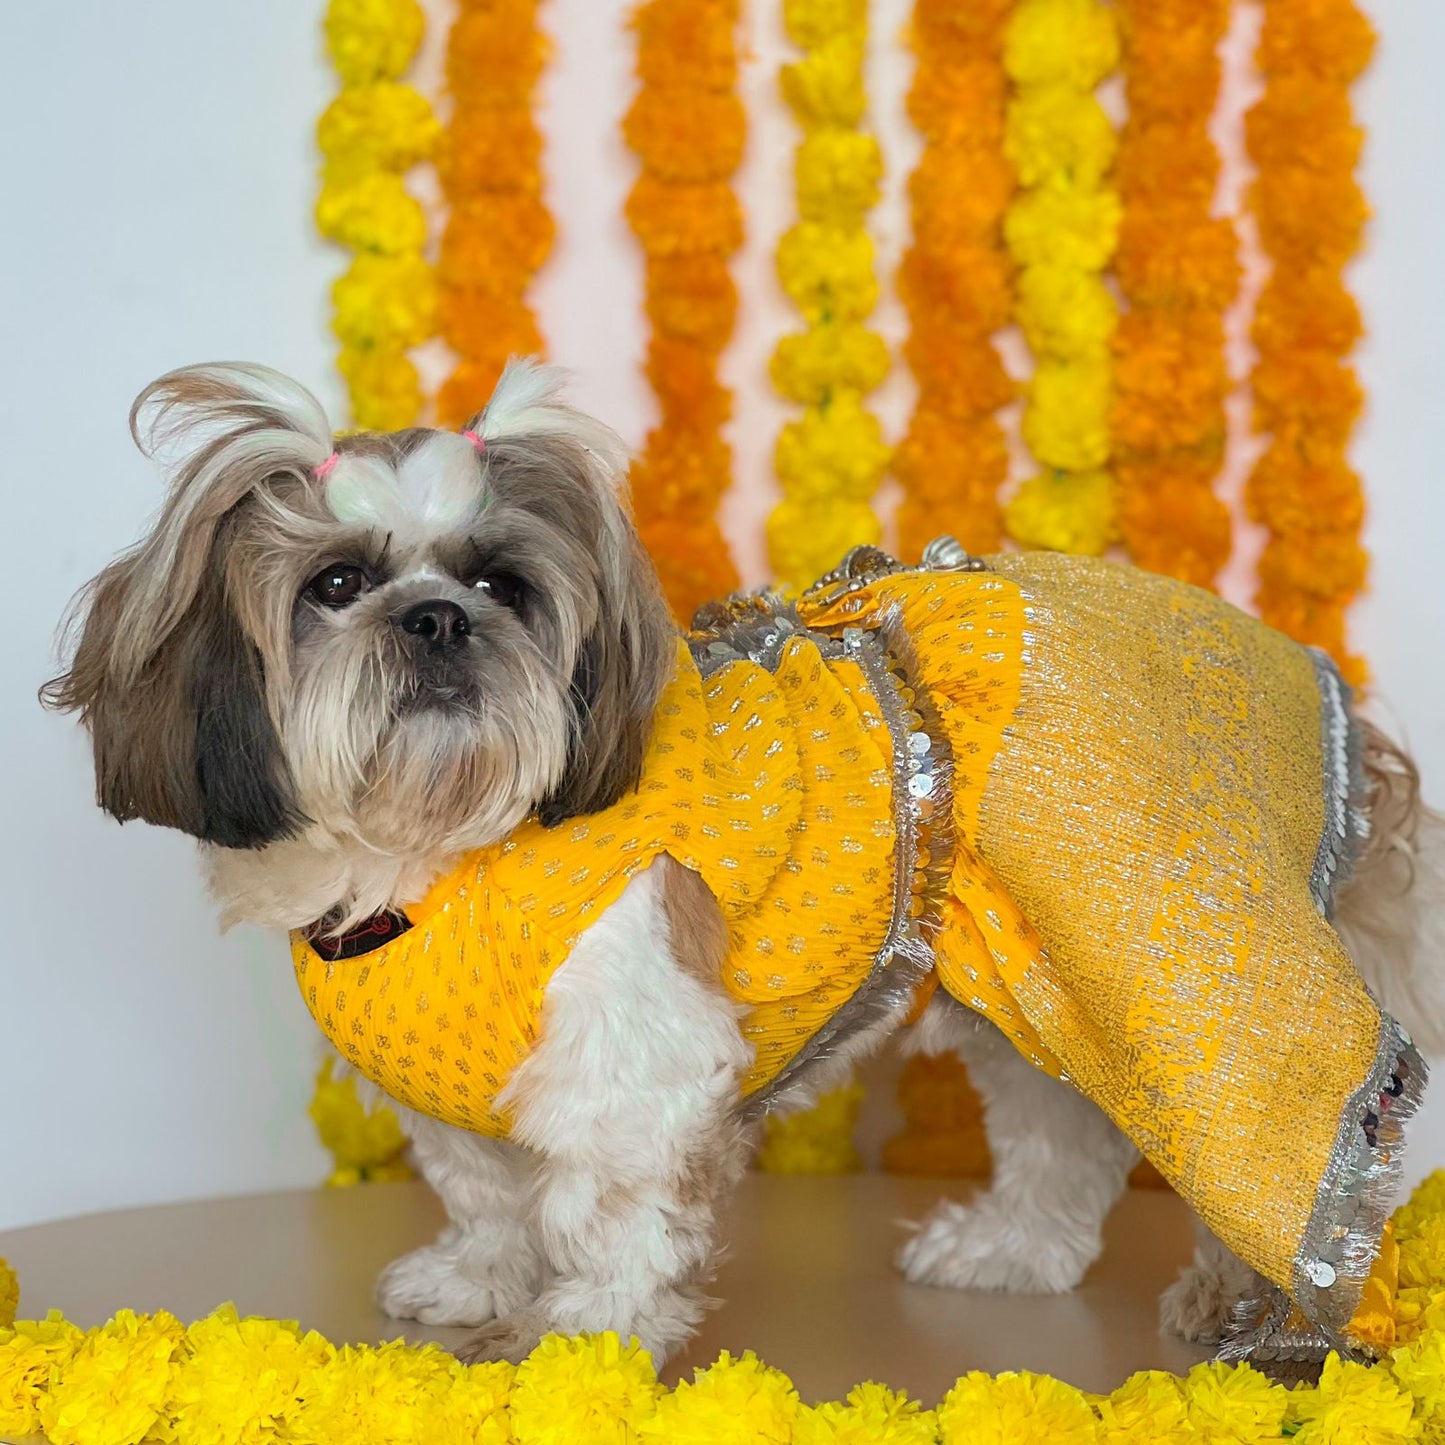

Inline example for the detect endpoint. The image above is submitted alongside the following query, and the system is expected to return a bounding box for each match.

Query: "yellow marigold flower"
[1396,1173,1445,1241]
[0,1260,16,1328]
[756,1080,864,1174]
[338,347,424,435]
[39,1309,184,1445]
[937,1369,1100,1444]
[317,173,428,256]
[640,1349,799,1444]
[795,1382,937,1444]
[769,499,881,591]
[774,392,890,502]
[1004,184,1122,272]
[288,1338,455,1443]
[1005,85,1117,190]
[770,324,889,404]
[332,253,437,349]
[783,0,867,51]
[163,1303,331,1445]
[510,1333,660,1444]
[1400,1217,1445,1290]
[0,1311,85,1439]
[1004,0,1120,91]
[777,223,879,324]
[1005,470,1115,556]
[1097,1369,1191,1442]
[317,81,439,180]
[324,0,425,86]
[1290,1353,1421,1444]
[1015,264,1117,360]
[1023,360,1111,472]
[1390,1327,1445,1436]
[413,1360,516,1445]
[781,35,866,128]
[795,130,883,228]
[309,1055,413,1186]
[1182,1361,1288,1442]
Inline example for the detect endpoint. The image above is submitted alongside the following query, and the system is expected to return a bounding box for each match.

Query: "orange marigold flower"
[1118,21,1222,123]
[897,244,1013,335]
[646,337,733,431]
[1114,460,1232,588]
[1115,210,1239,311]
[907,57,1006,145]
[439,354,517,427]
[914,0,1014,53]
[1258,0,1376,84]
[904,328,1015,419]
[447,1,546,107]
[908,148,1013,248]
[438,285,543,359]
[641,518,740,621]
[634,0,739,94]
[645,255,737,350]
[892,413,1010,525]
[1253,169,1369,271]
[1112,313,1229,455]
[442,106,544,195]
[1257,530,1368,599]
[1252,353,1364,448]
[1115,121,1219,210]
[1256,584,1362,682]
[1252,271,1363,356]
[1246,75,1362,173]
[624,89,746,183]
[626,175,744,258]
[439,195,554,289]
[1245,440,1365,536]
[631,427,735,520]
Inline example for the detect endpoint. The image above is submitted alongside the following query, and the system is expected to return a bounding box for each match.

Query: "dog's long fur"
[46,361,1445,1363]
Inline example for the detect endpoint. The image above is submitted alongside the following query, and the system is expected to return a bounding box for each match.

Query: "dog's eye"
[474,572,523,609]
[307,564,371,609]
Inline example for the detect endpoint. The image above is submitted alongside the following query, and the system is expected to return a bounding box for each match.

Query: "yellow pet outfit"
[293,541,1424,1367]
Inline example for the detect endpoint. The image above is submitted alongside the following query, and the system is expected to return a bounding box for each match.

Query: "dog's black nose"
[399,599,470,645]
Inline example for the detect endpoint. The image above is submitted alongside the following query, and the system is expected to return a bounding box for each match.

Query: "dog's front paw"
[456,1308,550,1366]
[897,1196,1097,1294]
[377,1244,502,1328]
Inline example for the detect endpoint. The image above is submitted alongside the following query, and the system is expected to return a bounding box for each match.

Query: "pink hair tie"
[313,452,340,480]
[461,429,486,454]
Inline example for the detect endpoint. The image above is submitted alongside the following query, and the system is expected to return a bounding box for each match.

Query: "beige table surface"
[0,1175,1210,1404]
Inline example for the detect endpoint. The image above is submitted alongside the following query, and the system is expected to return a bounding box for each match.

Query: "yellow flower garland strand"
[436,0,554,426]
[309,1056,413,1188]
[7,1171,1445,1443]
[623,0,745,621]
[1111,0,1238,590]
[767,0,890,589]
[892,0,1015,561]
[1244,0,1375,684]
[316,0,439,431]
[1000,0,1122,556]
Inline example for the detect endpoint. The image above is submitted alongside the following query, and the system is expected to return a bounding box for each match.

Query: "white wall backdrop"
[1,0,1442,1230]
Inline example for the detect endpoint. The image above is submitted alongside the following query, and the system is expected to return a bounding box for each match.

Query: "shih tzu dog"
[46,359,1445,1366]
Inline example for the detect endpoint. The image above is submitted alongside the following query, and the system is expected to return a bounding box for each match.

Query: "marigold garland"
[9,1171,1445,1443]
[767,0,890,589]
[1108,0,1238,589]
[309,1055,413,1188]
[623,0,745,620]
[755,1079,865,1175]
[316,0,439,431]
[435,0,554,427]
[1244,0,1375,683]
[891,0,1015,560]
[1000,0,1122,555]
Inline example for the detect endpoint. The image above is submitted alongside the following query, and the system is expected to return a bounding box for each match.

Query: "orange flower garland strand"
[1244,0,1375,681]
[892,0,1015,560]
[316,0,439,430]
[623,0,744,620]
[436,0,553,426]
[1111,0,1238,589]
[767,0,890,589]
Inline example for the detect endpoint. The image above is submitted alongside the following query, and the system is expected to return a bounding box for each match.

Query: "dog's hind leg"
[896,998,1138,1293]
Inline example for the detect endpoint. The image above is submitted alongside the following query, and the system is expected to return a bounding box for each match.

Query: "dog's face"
[45,361,672,865]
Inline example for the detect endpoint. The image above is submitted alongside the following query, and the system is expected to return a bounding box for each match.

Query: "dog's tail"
[1334,719,1445,1055]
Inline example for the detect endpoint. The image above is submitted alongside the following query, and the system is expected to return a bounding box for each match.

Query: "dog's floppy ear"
[42,363,332,847]
[536,521,672,828]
